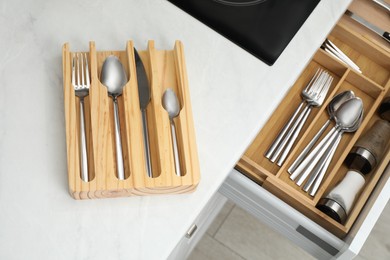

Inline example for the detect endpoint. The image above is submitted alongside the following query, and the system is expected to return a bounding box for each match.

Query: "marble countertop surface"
[0,0,352,259]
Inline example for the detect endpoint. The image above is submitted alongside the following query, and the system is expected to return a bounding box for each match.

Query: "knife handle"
[383,31,390,43]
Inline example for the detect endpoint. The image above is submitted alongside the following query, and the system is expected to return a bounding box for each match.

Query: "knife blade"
[134,48,153,178]
[134,49,151,109]
[345,10,390,44]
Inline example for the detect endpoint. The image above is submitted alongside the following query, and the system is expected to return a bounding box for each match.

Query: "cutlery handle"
[303,133,339,192]
[324,40,362,73]
[170,120,181,176]
[277,106,312,166]
[309,134,342,196]
[113,98,125,180]
[270,104,309,163]
[290,127,337,181]
[142,109,153,178]
[265,101,305,159]
[295,129,339,186]
[288,119,331,174]
[79,98,89,182]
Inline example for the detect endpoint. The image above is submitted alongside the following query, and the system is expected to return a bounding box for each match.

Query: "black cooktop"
[167,0,321,65]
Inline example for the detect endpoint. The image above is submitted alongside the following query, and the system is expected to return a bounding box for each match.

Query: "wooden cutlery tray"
[62,40,200,199]
[237,0,390,238]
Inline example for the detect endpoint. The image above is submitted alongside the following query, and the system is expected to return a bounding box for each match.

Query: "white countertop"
[0,0,352,259]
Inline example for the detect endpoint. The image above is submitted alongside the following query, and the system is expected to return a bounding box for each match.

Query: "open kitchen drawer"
[221,0,390,258]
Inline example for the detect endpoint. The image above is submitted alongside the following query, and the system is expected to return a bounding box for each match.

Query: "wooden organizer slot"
[62,40,200,199]
[237,0,390,238]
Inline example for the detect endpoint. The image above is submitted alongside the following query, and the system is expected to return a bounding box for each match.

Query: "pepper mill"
[378,96,390,122]
[345,119,390,174]
[317,119,390,224]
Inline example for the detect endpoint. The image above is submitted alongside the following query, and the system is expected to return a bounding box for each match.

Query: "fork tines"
[72,53,90,93]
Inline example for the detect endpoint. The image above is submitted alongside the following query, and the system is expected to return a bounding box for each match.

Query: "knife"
[345,10,390,44]
[372,0,390,13]
[134,48,153,178]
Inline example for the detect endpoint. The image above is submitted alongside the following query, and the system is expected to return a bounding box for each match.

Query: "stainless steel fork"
[72,53,90,182]
[265,69,333,166]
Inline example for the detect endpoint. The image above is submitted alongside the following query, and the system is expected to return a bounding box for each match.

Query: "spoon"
[162,88,181,176]
[100,55,127,180]
[306,109,363,196]
[289,90,355,174]
[291,97,363,185]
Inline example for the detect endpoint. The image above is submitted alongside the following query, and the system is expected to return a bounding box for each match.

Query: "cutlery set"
[290,94,363,196]
[265,69,333,166]
[63,41,200,199]
[321,39,361,73]
[76,50,183,181]
[265,68,365,196]
[72,50,174,181]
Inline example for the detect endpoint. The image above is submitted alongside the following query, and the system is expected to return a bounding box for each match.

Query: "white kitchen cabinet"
[168,192,228,260]
[219,167,390,259]
[170,163,389,259]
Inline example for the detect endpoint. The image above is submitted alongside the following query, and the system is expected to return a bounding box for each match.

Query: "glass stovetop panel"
[167,0,321,65]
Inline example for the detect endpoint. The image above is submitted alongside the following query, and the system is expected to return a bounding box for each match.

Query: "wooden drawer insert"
[237,0,390,238]
[62,41,200,199]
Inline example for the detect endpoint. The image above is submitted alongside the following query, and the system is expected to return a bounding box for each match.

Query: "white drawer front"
[168,192,227,260]
[219,168,390,259]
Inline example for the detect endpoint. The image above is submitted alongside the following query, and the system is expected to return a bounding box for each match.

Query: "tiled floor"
[188,200,390,260]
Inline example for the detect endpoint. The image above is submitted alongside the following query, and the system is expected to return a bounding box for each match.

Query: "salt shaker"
[317,170,365,223]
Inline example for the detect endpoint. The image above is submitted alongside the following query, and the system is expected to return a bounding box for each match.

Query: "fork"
[72,53,90,182]
[265,69,333,166]
[275,72,333,166]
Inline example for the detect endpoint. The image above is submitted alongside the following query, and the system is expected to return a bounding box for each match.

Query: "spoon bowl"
[101,55,127,97]
[333,97,363,131]
[162,88,180,119]
[328,90,355,118]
